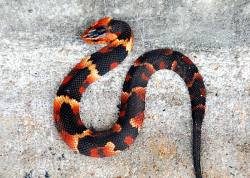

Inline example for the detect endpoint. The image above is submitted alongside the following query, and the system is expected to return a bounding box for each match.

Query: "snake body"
[53,17,206,178]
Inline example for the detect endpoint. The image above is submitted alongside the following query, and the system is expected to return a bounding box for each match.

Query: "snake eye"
[83,26,107,39]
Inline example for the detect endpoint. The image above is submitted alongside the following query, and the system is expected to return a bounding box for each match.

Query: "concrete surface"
[0,0,249,177]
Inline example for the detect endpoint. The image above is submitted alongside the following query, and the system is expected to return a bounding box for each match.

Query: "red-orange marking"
[134,58,142,66]
[190,95,196,100]
[112,123,122,133]
[187,73,203,88]
[79,86,86,94]
[119,110,126,117]
[92,17,111,28]
[62,75,72,85]
[90,148,99,157]
[192,104,206,111]
[102,142,118,157]
[75,59,88,70]
[130,112,144,129]
[110,62,119,69]
[53,113,60,122]
[141,73,149,81]
[99,46,110,53]
[159,61,166,69]
[72,104,80,115]
[76,118,84,126]
[171,60,178,71]
[96,33,117,43]
[144,63,156,74]
[116,31,121,36]
[182,56,193,65]
[85,74,98,84]
[60,130,78,151]
[125,74,131,82]
[121,92,130,104]
[200,88,206,97]
[124,135,134,145]
[54,99,61,113]
[134,87,146,101]
[195,73,203,81]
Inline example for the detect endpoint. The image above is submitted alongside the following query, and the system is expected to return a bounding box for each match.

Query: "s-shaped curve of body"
[53,17,206,178]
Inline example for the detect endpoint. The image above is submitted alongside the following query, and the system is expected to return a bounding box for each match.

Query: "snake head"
[81,17,118,44]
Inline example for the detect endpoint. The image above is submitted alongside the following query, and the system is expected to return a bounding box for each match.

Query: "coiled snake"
[53,17,206,178]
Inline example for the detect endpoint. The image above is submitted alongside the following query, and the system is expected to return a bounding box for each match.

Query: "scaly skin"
[53,17,206,178]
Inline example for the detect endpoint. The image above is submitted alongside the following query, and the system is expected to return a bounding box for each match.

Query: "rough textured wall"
[0,0,249,177]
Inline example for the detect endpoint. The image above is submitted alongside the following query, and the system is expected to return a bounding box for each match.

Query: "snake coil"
[54,17,206,178]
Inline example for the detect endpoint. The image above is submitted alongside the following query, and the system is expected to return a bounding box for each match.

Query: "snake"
[53,17,206,178]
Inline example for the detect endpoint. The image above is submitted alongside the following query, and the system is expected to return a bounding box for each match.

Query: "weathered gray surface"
[0,0,249,177]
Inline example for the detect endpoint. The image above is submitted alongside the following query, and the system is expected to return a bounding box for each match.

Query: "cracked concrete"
[0,0,249,177]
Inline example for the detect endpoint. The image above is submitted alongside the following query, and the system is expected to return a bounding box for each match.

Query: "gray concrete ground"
[0,0,249,177]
